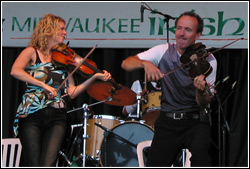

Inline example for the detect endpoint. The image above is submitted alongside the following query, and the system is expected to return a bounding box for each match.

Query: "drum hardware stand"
[81,103,89,167]
[58,150,72,166]
[67,96,113,114]
[136,94,142,119]
[94,122,137,166]
[60,125,99,167]
[61,125,83,167]
[66,96,113,167]
[128,93,142,119]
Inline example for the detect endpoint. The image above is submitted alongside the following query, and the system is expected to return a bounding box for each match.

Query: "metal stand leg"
[182,149,186,167]
[128,93,142,119]
[82,104,89,167]
[136,94,141,119]
[216,91,232,166]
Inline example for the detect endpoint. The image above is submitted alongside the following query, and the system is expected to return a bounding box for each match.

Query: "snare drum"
[100,121,154,167]
[141,91,161,126]
[86,115,120,158]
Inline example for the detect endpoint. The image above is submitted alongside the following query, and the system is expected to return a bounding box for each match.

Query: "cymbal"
[87,81,136,106]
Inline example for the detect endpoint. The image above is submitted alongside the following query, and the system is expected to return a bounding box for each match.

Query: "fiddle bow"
[52,43,98,93]
[163,38,243,77]
[163,38,244,97]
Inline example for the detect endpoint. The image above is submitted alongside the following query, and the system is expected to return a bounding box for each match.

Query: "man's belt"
[164,111,200,120]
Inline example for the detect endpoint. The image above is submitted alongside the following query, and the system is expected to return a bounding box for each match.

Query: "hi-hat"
[87,81,136,106]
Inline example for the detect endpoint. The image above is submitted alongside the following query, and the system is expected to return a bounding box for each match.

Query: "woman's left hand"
[94,70,112,81]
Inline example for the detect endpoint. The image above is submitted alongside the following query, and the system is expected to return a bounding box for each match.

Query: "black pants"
[18,107,68,167]
[146,112,211,167]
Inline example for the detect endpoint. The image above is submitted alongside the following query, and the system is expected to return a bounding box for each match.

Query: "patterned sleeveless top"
[13,49,68,136]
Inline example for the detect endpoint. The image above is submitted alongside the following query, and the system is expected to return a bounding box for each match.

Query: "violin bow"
[163,38,244,77]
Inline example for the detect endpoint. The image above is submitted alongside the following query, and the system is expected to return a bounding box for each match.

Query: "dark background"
[2,46,248,167]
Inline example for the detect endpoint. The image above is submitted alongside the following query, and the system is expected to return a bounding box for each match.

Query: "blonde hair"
[28,13,66,55]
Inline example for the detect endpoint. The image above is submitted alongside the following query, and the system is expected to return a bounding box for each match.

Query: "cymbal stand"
[82,103,88,167]
[129,74,146,119]
[67,96,113,167]
[128,93,141,119]
[136,94,142,119]
[67,96,113,114]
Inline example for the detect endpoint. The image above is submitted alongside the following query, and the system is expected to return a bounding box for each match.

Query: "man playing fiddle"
[121,11,217,166]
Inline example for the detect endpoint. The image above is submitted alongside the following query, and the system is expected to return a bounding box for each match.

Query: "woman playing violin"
[10,13,111,166]
[122,11,217,166]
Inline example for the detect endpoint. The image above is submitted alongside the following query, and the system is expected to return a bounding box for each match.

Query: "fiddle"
[162,38,243,97]
[51,43,100,78]
[179,38,244,79]
[51,43,120,92]
[163,38,243,78]
[180,42,212,79]
[51,43,136,106]
[180,42,214,96]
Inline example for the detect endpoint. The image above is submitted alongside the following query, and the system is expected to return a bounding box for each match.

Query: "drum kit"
[58,81,161,167]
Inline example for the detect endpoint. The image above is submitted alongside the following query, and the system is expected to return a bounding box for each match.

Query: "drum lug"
[139,120,145,124]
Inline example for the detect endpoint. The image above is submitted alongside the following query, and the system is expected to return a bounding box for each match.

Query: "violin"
[51,43,120,91]
[164,38,243,77]
[51,43,100,78]
[180,42,213,96]
[162,38,243,97]
[180,43,212,79]
[50,43,137,106]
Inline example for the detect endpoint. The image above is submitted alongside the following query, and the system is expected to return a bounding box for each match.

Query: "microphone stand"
[142,2,175,42]
[214,82,235,166]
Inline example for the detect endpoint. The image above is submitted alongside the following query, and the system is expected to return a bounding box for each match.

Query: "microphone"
[140,3,145,22]
[232,81,237,89]
[215,76,230,87]
[222,76,230,83]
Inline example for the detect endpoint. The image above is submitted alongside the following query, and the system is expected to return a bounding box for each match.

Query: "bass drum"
[100,121,154,167]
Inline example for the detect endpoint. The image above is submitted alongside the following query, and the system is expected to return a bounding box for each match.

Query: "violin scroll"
[51,43,75,57]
